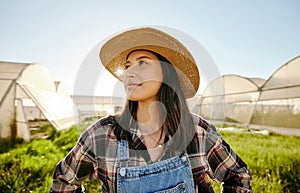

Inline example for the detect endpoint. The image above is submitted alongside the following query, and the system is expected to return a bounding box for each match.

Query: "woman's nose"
[124,67,136,79]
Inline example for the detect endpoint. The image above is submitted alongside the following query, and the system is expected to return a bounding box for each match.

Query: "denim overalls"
[116,140,195,193]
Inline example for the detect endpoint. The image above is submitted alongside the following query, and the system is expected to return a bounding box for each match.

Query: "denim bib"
[116,140,195,193]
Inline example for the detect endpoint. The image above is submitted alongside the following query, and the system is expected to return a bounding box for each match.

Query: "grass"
[0,121,299,193]
[212,129,300,193]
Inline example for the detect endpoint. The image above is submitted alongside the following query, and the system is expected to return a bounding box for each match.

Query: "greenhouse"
[0,61,77,141]
[199,55,300,130]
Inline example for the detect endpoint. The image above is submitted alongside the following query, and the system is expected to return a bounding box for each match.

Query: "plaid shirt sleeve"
[50,128,98,193]
[195,115,252,193]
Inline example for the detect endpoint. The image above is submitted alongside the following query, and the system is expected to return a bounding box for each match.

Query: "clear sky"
[1,0,300,96]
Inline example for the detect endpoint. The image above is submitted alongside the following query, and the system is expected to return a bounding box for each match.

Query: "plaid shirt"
[50,114,252,193]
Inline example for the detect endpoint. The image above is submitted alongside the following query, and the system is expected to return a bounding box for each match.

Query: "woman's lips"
[126,82,142,89]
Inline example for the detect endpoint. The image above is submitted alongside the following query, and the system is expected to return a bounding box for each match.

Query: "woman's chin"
[126,93,138,101]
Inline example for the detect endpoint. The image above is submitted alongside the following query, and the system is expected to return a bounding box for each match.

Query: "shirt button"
[120,168,126,177]
[181,155,187,162]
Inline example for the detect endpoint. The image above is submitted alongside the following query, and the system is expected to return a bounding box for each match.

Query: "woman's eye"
[123,60,148,70]
[139,60,147,65]
[124,62,130,69]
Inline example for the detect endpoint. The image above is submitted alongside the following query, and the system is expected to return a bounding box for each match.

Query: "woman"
[50,27,252,192]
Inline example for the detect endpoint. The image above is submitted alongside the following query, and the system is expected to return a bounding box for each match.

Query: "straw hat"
[99,27,200,99]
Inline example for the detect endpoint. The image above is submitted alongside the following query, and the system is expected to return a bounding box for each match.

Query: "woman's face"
[123,50,163,102]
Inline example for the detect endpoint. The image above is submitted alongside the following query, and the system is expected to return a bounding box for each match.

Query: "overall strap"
[118,140,130,167]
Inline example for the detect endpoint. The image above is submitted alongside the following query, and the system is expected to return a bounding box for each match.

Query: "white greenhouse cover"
[260,56,300,100]
[0,62,78,141]
[200,75,264,124]
[199,55,300,130]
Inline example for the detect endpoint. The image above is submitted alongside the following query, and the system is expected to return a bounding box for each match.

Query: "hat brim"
[99,27,200,99]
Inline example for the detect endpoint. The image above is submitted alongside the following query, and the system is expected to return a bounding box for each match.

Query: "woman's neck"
[136,101,164,135]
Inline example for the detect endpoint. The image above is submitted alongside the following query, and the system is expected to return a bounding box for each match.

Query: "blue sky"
[1,0,300,96]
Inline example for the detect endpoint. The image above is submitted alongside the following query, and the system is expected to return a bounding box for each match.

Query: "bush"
[0,140,65,192]
[0,125,81,193]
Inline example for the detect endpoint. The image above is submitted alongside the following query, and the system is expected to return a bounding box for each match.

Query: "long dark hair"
[115,50,196,153]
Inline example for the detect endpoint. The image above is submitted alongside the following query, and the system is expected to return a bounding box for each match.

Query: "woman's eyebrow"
[136,56,151,60]
[125,56,152,64]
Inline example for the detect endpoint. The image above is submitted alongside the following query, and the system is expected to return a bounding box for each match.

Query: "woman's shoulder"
[191,113,219,135]
[85,114,119,136]
[94,115,118,126]
[79,115,120,159]
[192,113,212,130]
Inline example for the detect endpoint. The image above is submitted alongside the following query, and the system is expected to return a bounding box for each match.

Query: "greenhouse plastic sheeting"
[200,75,262,124]
[0,62,78,141]
[199,55,300,129]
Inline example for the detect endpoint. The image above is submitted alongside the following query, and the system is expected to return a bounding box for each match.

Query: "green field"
[0,122,299,193]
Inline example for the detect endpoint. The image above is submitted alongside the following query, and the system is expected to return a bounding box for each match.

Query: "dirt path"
[213,121,300,137]
[249,125,300,137]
